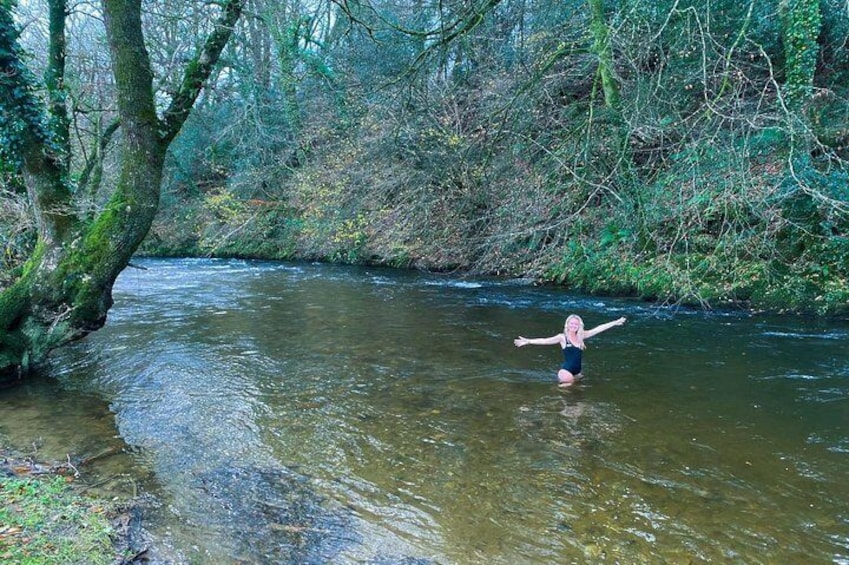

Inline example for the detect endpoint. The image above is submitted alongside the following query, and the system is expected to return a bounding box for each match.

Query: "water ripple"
[16,257,849,564]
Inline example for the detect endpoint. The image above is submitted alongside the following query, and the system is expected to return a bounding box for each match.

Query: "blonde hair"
[564,314,586,349]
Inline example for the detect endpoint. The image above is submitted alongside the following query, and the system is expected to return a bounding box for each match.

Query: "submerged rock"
[188,464,353,563]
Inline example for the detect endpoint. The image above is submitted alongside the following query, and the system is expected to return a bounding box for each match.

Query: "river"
[1,258,848,564]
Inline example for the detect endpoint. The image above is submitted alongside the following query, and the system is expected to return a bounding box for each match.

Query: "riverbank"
[0,449,146,564]
[138,212,849,318]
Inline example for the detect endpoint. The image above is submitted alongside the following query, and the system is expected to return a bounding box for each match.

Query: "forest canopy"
[1,0,848,378]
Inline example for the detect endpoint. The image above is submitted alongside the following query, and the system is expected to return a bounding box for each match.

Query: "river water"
[1,258,848,564]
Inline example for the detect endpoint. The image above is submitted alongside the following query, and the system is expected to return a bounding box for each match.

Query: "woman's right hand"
[514,337,527,347]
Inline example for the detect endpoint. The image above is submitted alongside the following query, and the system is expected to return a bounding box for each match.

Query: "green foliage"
[203,187,247,224]
[809,91,849,149]
[0,2,51,166]
[747,127,788,157]
[756,235,849,315]
[819,0,849,87]
[779,0,822,109]
[130,0,849,315]
[0,187,35,284]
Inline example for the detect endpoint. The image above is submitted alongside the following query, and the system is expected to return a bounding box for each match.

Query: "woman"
[514,314,626,386]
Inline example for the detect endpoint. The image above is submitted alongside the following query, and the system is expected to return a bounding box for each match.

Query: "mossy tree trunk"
[778,0,821,161]
[587,0,631,170]
[274,17,305,138]
[0,0,243,384]
[779,0,821,113]
[588,0,619,110]
[587,0,641,227]
[776,0,822,222]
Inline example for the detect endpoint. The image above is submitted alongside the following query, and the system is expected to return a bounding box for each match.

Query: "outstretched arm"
[583,317,626,339]
[514,334,565,347]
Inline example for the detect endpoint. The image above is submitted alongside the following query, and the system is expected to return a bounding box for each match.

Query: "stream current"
[2,258,848,563]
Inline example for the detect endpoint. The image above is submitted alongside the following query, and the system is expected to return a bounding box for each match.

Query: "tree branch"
[77,118,120,194]
[159,0,244,146]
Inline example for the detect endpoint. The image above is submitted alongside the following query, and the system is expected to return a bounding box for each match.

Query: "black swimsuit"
[561,343,582,374]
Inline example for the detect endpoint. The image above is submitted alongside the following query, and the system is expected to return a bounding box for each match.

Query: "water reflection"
[0,258,847,564]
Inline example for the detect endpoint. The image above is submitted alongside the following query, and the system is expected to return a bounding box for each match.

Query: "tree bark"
[779,0,821,112]
[0,0,242,384]
[45,0,71,170]
[588,0,619,110]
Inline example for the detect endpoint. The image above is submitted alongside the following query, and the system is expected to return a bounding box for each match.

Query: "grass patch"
[0,475,119,564]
